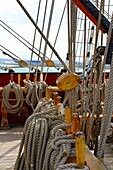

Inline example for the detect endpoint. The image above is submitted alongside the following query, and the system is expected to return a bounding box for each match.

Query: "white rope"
[2,81,24,114]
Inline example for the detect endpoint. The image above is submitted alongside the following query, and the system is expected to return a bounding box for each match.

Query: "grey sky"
[0,0,112,64]
[0,0,68,61]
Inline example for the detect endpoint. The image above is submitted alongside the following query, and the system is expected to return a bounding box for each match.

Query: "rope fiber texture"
[14,97,89,170]
[23,79,48,110]
[2,81,24,114]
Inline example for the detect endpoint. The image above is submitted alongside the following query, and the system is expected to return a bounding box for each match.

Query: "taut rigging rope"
[36,0,48,78]
[29,0,42,78]
[0,20,49,60]
[44,2,67,82]
[16,0,71,73]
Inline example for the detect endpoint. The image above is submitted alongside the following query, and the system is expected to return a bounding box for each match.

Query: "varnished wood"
[85,146,106,170]
[18,74,21,85]
[65,106,72,134]
[100,158,113,170]
[46,87,51,100]
[53,92,58,105]
[76,132,85,168]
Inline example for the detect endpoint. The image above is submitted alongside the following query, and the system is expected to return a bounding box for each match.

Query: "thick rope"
[2,81,24,114]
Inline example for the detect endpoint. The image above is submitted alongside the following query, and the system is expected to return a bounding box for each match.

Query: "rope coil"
[2,81,24,114]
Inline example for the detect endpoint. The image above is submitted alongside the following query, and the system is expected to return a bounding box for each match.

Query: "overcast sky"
[0,0,68,61]
[0,0,112,63]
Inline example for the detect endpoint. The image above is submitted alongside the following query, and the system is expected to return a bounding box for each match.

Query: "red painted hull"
[0,72,62,127]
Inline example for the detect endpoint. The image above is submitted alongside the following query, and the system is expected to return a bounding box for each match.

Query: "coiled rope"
[2,81,24,114]
[56,163,89,170]
[14,97,89,170]
[23,79,48,110]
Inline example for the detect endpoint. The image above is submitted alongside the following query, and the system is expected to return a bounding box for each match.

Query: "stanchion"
[72,113,80,138]
[26,74,29,81]
[75,132,85,168]
[56,96,62,104]
[18,74,21,85]
[53,92,58,105]
[65,106,72,134]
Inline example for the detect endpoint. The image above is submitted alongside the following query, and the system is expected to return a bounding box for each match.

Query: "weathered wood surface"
[67,146,106,170]
[85,146,106,170]
[100,158,113,170]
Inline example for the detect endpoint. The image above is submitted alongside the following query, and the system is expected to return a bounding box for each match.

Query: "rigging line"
[86,0,105,145]
[67,0,72,71]
[0,24,47,62]
[83,16,86,71]
[44,1,67,82]
[75,10,83,62]
[0,20,49,60]
[101,0,105,46]
[69,0,73,71]
[79,13,85,63]
[94,0,104,53]
[16,0,71,73]
[37,0,48,78]
[29,0,42,78]
[108,0,110,19]
[92,0,112,19]
[86,21,91,62]
[41,0,55,74]
[0,45,21,60]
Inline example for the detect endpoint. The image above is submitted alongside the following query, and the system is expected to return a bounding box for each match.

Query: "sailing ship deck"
[0,127,113,170]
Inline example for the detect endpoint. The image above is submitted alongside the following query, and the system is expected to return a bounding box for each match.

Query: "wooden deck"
[100,143,113,170]
[0,127,113,170]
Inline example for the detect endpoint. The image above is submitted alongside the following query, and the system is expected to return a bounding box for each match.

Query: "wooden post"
[76,132,85,168]
[65,106,72,134]
[56,96,62,104]
[10,74,13,82]
[26,74,29,81]
[18,74,21,85]
[71,113,80,138]
[46,87,51,100]
[53,92,58,105]
[0,102,10,129]
[57,103,62,115]
[34,74,37,83]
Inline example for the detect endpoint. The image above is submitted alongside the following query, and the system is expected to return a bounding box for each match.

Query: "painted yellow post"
[53,92,58,105]
[46,87,51,100]
[18,74,21,85]
[79,114,83,131]
[65,106,72,134]
[71,113,80,138]
[26,74,29,81]
[75,132,85,168]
